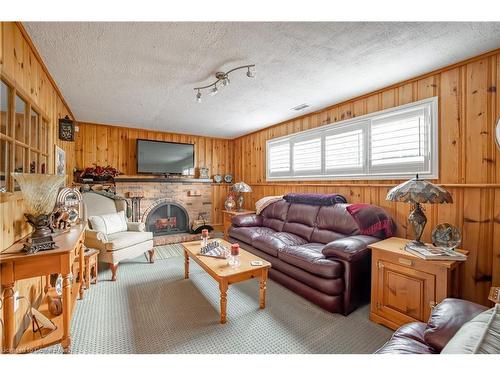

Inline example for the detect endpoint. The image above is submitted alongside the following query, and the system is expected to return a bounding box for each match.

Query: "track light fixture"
[194,64,256,102]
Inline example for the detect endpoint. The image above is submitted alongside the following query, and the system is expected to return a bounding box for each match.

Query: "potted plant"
[80,164,121,182]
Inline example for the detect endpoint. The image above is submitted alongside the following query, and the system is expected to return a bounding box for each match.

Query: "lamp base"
[23,236,57,254]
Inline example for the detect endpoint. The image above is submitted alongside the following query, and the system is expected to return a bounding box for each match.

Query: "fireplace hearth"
[145,202,189,236]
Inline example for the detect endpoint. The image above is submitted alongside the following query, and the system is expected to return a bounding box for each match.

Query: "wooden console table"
[1,224,86,353]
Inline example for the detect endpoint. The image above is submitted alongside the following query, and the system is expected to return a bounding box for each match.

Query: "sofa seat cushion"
[253,232,308,257]
[278,243,344,279]
[228,226,276,245]
[105,231,153,251]
[376,322,437,354]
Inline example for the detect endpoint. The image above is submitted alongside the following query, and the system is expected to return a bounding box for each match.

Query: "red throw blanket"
[346,203,395,238]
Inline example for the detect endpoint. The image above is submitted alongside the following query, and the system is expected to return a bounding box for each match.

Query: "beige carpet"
[37,255,392,354]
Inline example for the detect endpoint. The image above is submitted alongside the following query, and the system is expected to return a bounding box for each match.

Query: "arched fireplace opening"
[145,202,190,236]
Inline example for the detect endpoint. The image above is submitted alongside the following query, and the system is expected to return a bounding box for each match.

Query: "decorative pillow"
[442,304,500,354]
[88,211,128,235]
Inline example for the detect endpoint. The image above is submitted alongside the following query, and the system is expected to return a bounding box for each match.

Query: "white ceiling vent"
[291,103,310,111]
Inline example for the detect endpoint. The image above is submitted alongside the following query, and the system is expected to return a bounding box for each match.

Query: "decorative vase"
[12,173,65,253]
[224,194,236,211]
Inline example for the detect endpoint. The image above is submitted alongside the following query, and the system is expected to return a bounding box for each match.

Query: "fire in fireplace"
[145,202,189,236]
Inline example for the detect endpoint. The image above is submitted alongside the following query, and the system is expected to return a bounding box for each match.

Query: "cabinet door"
[376,259,436,326]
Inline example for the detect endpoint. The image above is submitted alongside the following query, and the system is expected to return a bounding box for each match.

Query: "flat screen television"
[137,139,195,175]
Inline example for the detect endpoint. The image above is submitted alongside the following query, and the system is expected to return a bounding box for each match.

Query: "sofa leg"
[110,263,118,281]
[148,249,155,263]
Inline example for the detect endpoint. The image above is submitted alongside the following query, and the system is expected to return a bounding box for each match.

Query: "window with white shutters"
[293,137,322,174]
[266,97,438,180]
[267,141,290,176]
[324,125,365,175]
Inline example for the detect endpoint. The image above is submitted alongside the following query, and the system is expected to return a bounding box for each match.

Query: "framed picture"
[55,145,66,176]
[58,116,75,141]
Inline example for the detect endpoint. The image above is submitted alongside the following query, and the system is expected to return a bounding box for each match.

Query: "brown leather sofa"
[376,298,487,353]
[228,200,391,315]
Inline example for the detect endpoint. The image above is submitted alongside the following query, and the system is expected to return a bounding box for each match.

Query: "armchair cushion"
[424,298,488,351]
[127,221,146,232]
[105,231,154,251]
[232,214,262,227]
[88,211,127,235]
[84,229,109,251]
[441,304,500,354]
[322,235,379,261]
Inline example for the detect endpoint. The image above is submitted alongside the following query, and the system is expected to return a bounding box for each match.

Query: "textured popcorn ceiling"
[24,22,500,138]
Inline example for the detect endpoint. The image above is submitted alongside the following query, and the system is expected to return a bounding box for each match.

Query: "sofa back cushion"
[282,203,320,241]
[310,204,360,243]
[261,200,290,232]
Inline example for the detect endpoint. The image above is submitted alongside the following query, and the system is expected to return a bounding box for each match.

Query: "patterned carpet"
[37,253,392,354]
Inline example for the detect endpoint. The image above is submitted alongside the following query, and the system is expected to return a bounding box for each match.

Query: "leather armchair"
[376,298,487,354]
[82,192,155,281]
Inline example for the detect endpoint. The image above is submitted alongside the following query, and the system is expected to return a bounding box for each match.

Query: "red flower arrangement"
[80,164,121,181]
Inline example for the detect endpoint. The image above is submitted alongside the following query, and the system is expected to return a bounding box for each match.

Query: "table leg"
[79,244,85,299]
[94,261,98,284]
[259,268,268,309]
[85,260,91,289]
[219,279,228,324]
[184,250,189,279]
[2,283,15,353]
[44,274,51,293]
[61,273,72,354]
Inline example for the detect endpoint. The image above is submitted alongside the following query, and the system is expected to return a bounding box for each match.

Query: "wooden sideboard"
[369,237,466,330]
[1,224,86,353]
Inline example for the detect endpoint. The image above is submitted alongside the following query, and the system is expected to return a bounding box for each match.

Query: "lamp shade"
[12,173,65,216]
[231,181,252,193]
[386,175,452,204]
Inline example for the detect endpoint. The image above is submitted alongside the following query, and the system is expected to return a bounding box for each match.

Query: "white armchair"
[82,192,154,281]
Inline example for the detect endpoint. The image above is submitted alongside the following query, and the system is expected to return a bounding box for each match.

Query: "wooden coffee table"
[181,239,271,324]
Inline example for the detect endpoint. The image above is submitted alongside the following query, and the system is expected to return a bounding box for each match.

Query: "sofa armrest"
[322,235,379,261]
[127,221,146,232]
[231,214,262,227]
[423,298,488,352]
[84,229,108,251]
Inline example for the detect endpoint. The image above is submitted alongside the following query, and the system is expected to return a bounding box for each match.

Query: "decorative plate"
[432,223,461,249]
[224,174,233,183]
[213,174,223,183]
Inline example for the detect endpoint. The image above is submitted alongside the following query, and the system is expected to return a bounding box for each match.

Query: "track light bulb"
[246,67,255,78]
[210,85,218,96]
[222,76,230,86]
[196,91,202,103]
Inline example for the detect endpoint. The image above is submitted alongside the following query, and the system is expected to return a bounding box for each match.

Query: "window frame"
[1,75,51,194]
[266,96,439,181]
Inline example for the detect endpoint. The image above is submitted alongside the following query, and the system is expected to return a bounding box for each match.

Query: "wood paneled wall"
[233,49,500,306]
[75,121,234,225]
[0,22,74,348]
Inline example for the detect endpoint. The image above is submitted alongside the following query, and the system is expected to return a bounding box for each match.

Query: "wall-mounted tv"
[137,139,195,175]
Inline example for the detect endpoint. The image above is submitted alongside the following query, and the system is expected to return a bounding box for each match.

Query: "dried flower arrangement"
[80,164,121,181]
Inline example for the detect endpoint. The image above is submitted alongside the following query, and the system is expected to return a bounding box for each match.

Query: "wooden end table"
[369,237,467,330]
[181,239,271,324]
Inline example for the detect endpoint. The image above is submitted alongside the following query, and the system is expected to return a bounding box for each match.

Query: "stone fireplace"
[115,177,212,245]
[144,200,189,236]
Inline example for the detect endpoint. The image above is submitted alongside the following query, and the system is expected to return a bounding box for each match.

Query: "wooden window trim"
[1,74,52,194]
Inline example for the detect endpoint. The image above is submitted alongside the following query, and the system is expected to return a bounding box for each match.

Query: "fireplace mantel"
[115,176,213,184]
